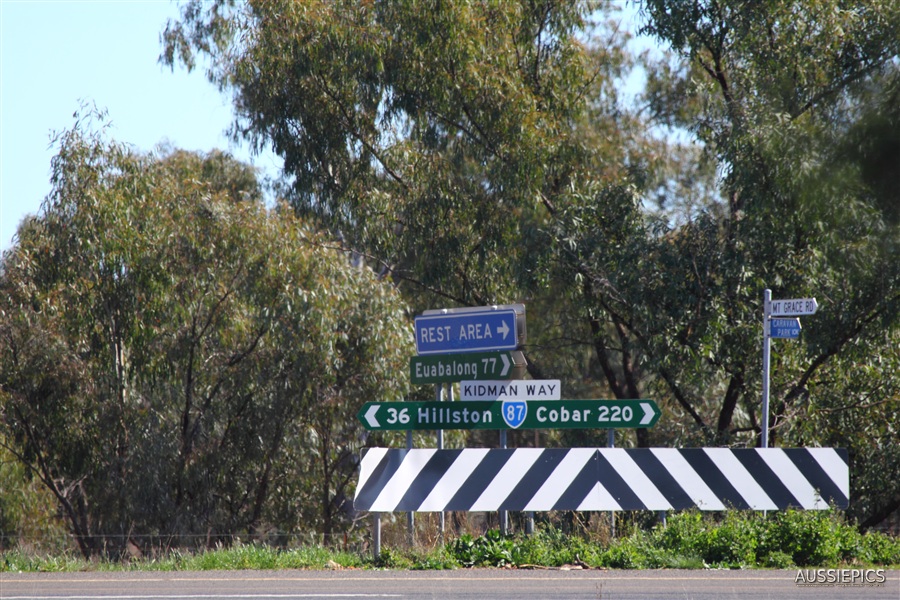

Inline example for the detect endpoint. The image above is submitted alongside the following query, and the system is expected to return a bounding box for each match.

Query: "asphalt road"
[1,569,898,600]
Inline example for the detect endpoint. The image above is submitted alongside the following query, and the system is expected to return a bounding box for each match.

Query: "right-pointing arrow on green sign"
[409,351,527,384]
[638,402,656,425]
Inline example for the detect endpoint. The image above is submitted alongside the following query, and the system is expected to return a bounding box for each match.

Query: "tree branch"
[313,73,409,191]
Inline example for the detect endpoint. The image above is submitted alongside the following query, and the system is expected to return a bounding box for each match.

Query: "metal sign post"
[409,305,526,544]
[762,289,772,448]
[499,428,508,535]
[762,290,817,447]
[437,383,445,539]
[608,420,615,539]
[373,513,381,560]
[406,427,414,547]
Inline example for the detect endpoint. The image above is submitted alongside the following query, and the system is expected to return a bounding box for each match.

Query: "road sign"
[415,309,519,355]
[410,351,527,384]
[415,306,524,355]
[355,447,849,512]
[357,399,660,431]
[770,318,801,339]
[770,297,818,316]
[762,290,822,448]
[460,379,560,401]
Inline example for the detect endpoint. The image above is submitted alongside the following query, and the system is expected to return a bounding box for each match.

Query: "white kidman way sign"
[460,379,561,401]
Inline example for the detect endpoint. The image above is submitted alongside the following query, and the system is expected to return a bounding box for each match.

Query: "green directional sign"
[358,399,660,431]
[410,351,527,384]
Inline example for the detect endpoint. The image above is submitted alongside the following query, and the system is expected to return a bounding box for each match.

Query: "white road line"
[1,595,401,600]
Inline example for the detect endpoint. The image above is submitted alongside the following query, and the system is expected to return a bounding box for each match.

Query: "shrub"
[598,542,644,569]
[512,527,599,566]
[759,511,842,566]
[702,512,760,567]
[858,531,900,566]
[656,511,707,556]
[447,530,515,567]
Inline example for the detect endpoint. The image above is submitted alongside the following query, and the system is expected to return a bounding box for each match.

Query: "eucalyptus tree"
[0,111,412,557]
[635,0,900,523]
[165,0,607,309]
[161,0,673,443]
[162,0,899,526]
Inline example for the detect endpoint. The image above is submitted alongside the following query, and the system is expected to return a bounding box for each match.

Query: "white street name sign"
[770,297,818,316]
[460,379,561,401]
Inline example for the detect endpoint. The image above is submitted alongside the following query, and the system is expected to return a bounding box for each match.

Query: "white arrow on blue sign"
[415,309,519,355]
[770,318,801,339]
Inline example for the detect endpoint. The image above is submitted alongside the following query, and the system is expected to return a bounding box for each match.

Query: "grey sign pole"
[499,429,508,535]
[762,289,772,448]
[437,383,446,539]
[406,428,414,546]
[607,427,615,538]
[763,291,818,449]
[372,513,381,560]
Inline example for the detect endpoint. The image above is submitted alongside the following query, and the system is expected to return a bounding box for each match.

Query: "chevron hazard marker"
[354,447,848,512]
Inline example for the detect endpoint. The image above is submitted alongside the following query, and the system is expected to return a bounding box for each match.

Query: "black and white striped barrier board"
[354,448,848,512]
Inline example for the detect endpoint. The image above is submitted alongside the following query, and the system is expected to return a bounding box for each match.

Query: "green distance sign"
[357,399,660,431]
[409,351,527,384]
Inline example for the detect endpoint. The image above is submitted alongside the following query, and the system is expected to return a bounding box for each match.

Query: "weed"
[3,512,899,572]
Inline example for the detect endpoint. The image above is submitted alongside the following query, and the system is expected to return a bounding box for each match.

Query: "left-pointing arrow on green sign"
[362,404,381,428]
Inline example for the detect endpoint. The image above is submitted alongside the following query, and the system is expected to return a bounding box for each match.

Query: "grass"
[3,511,899,573]
[1,544,366,573]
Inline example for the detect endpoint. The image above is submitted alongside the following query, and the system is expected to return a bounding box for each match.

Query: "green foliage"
[443,513,900,570]
[635,0,900,454]
[372,548,413,569]
[160,3,900,524]
[1,550,88,573]
[702,512,761,567]
[0,110,413,558]
[370,546,461,570]
[758,511,845,567]
[597,543,644,569]
[858,530,900,566]
[649,511,760,567]
[5,0,898,559]
[509,527,600,567]
[625,511,900,569]
[404,546,460,570]
[163,0,619,310]
[179,543,367,571]
[3,513,899,572]
[190,544,279,571]
[0,441,68,553]
[448,529,515,568]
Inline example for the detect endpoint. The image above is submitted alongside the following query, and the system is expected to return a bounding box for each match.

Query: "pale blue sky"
[0,0,282,253]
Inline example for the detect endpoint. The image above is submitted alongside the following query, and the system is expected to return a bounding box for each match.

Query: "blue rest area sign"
[415,309,519,355]
[770,318,801,339]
